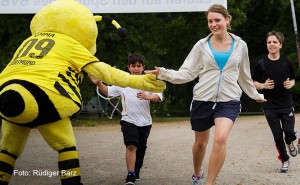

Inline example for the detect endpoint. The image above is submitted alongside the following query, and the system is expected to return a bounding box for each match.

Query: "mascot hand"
[131,74,166,93]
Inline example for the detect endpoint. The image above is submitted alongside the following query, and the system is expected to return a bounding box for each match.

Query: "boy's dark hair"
[266,30,284,44]
[128,53,145,66]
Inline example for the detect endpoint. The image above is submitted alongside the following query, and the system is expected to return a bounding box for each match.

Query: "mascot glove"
[130,74,166,93]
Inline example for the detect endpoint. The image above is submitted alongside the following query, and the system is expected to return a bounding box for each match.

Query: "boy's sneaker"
[135,170,140,181]
[287,142,298,157]
[125,174,135,185]
[280,160,289,173]
[192,171,204,185]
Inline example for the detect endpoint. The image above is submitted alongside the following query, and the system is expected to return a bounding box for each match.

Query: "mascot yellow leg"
[0,120,31,185]
[37,118,81,185]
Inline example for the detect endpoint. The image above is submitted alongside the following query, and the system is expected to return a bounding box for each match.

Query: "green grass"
[152,116,189,122]
[71,114,119,126]
[71,114,190,126]
[71,113,268,127]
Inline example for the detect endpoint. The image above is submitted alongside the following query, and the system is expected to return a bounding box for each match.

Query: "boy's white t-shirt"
[107,86,163,127]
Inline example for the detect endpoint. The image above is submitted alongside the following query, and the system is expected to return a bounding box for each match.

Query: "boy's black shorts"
[120,120,152,147]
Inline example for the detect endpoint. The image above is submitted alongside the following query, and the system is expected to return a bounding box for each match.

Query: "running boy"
[252,31,298,173]
[89,53,163,185]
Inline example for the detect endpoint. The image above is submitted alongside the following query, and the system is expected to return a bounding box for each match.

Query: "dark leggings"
[264,107,297,162]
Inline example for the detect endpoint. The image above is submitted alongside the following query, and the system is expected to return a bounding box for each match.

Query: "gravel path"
[3,114,300,185]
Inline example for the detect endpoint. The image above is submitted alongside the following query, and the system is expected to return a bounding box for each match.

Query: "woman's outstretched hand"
[144,66,160,77]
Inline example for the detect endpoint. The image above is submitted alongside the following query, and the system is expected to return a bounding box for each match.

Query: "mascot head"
[30,0,126,55]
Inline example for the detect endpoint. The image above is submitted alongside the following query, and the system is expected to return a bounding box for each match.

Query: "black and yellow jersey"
[0,32,98,105]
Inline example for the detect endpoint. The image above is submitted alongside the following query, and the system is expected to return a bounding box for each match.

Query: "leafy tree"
[239,0,300,111]
[0,14,33,69]
[1,0,300,115]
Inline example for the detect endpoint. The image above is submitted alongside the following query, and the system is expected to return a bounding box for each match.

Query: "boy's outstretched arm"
[89,75,108,95]
[137,93,162,102]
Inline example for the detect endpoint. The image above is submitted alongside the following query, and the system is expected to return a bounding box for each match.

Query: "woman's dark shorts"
[190,100,241,131]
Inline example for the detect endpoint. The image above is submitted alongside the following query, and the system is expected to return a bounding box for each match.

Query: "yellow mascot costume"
[0,0,165,184]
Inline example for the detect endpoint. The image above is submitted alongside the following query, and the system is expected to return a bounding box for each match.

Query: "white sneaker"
[287,142,298,157]
[192,171,204,185]
[296,132,300,154]
[280,160,289,173]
